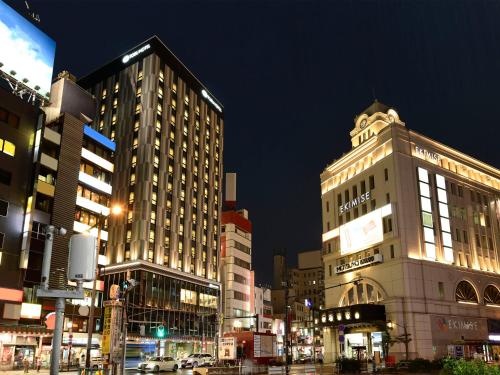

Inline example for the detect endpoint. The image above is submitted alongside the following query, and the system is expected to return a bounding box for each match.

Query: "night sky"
[17,0,500,284]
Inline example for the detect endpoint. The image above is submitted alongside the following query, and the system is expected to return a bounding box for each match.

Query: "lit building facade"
[22,72,115,367]
[254,286,273,332]
[220,202,253,332]
[321,101,500,362]
[78,36,223,357]
[0,72,115,369]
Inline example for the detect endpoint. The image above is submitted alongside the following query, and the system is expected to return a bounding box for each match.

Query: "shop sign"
[339,192,371,215]
[218,337,236,360]
[432,315,488,342]
[415,145,439,163]
[102,304,112,354]
[335,254,383,274]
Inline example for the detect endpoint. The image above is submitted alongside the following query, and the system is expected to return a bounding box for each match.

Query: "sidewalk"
[0,371,80,375]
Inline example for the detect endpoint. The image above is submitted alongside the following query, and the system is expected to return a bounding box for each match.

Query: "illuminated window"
[100,104,105,114]
[170,114,176,125]
[171,99,177,109]
[172,83,177,92]
[154,156,159,168]
[159,70,164,82]
[182,156,187,167]
[168,147,174,158]
[134,120,140,131]
[101,89,107,99]
[153,173,158,186]
[168,165,173,175]
[131,155,137,167]
[149,230,155,243]
[137,70,143,80]
[152,192,157,205]
[155,138,160,150]
[127,211,133,224]
[126,230,131,241]
[167,182,173,192]
[0,139,15,157]
[135,103,141,114]
[132,138,138,149]
[114,82,119,92]
[130,173,136,185]
[156,120,161,133]
[99,120,104,130]
[180,289,197,305]
[157,103,162,115]
[158,86,163,98]
[166,199,172,209]
[112,114,117,124]
[129,192,135,203]
[181,173,186,183]
[136,86,142,97]
[113,98,118,108]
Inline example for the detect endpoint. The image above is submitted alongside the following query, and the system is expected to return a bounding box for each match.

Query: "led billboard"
[340,207,384,255]
[0,0,56,97]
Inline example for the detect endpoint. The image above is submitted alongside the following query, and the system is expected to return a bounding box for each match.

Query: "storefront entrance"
[344,331,384,360]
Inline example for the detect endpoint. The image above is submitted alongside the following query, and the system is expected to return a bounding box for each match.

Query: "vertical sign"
[102,304,112,354]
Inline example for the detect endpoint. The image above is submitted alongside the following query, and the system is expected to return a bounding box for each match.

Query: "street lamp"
[84,204,123,369]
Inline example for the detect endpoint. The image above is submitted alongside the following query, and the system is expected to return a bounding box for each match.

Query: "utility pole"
[36,226,88,375]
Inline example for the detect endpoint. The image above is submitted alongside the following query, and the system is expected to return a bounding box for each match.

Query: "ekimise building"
[321,101,500,361]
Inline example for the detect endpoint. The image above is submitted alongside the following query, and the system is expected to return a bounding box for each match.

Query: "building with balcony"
[77,36,223,358]
[321,101,500,362]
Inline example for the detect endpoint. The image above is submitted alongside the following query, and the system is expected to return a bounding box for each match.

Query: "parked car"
[79,355,104,370]
[295,354,313,364]
[137,356,178,372]
[180,353,215,368]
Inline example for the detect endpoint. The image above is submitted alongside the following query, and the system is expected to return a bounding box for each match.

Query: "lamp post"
[85,205,123,369]
[386,320,411,361]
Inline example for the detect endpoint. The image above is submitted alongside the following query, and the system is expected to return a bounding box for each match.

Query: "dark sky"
[19,0,500,284]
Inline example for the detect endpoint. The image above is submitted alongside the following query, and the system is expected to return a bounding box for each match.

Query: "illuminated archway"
[455,280,478,304]
[339,281,385,307]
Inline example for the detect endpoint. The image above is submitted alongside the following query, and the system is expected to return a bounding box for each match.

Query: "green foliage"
[335,357,361,373]
[441,358,500,375]
[407,358,432,372]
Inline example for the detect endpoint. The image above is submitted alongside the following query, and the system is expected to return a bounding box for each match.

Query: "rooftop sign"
[202,89,222,112]
[122,44,151,64]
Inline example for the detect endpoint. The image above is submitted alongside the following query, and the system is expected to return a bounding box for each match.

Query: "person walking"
[23,357,30,373]
[36,357,41,372]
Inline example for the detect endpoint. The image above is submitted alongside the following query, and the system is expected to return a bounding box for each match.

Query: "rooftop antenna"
[24,1,40,23]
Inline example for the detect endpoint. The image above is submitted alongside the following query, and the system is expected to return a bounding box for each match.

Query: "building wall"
[79,39,224,283]
[0,88,40,297]
[321,103,500,361]
[221,210,253,332]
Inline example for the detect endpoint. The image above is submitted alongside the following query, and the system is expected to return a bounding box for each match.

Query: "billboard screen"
[0,0,56,97]
[340,207,384,255]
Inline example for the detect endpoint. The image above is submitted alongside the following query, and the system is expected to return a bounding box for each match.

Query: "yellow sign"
[101,305,112,354]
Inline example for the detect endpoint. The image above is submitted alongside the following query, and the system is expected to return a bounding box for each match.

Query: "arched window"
[339,282,384,307]
[484,285,500,305]
[455,280,478,304]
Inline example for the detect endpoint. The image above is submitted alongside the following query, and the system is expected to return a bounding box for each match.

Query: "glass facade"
[104,270,219,341]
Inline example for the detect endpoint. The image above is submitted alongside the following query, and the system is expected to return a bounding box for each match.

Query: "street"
[0,364,342,375]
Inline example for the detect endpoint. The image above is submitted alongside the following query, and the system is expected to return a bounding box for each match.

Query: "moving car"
[137,356,178,372]
[180,353,215,368]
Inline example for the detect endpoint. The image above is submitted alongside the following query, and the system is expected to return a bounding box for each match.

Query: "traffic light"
[157,324,165,338]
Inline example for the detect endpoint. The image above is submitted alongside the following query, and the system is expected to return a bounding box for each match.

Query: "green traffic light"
[157,325,165,338]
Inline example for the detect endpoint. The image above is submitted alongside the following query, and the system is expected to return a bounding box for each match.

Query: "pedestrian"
[23,357,30,373]
[36,357,41,372]
[317,351,324,364]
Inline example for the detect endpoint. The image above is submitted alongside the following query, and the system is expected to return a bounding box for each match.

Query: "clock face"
[360,119,367,129]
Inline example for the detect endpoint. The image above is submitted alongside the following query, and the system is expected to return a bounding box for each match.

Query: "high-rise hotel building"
[320,101,500,362]
[78,36,223,356]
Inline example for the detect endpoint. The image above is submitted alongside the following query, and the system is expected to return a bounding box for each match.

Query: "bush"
[335,357,361,373]
[441,358,500,375]
[408,358,432,372]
